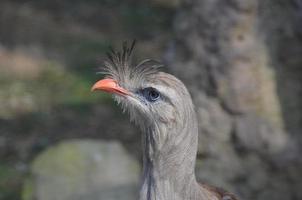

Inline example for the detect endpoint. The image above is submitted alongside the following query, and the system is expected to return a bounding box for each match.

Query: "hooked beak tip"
[91,84,98,92]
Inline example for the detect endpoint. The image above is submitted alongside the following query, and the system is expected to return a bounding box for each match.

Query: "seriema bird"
[91,41,238,200]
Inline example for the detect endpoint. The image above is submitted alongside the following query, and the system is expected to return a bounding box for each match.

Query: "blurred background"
[0,0,302,200]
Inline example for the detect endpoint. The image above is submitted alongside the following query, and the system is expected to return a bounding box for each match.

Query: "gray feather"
[99,42,236,200]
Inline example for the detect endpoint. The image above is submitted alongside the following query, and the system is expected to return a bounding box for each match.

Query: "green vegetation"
[0,0,173,199]
[0,61,109,119]
[0,164,23,200]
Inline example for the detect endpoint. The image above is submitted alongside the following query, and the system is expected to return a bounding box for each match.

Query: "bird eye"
[141,87,161,102]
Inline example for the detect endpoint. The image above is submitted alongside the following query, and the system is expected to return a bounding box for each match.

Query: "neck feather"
[139,111,216,200]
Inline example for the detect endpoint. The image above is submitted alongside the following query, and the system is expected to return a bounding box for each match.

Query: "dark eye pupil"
[140,87,160,102]
[149,90,159,100]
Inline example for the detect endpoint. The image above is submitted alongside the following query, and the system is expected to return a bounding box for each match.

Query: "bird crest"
[100,40,163,89]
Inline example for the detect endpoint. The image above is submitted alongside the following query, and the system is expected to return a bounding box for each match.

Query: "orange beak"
[91,78,129,96]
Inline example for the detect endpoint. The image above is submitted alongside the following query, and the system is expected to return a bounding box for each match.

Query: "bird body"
[92,42,238,200]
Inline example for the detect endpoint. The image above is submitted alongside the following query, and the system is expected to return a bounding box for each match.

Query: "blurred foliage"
[0,164,23,200]
[0,61,109,119]
[0,0,173,199]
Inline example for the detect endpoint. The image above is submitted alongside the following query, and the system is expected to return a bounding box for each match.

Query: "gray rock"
[23,140,140,200]
[195,145,243,190]
[194,93,233,157]
[234,114,288,155]
[167,0,302,199]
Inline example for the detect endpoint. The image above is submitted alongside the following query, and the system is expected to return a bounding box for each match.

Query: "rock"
[168,1,302,199]
[194,93,232,155]
[217,51,284,128]
[234,114,288,155]
[23,140,140,200]
[195,145,243,191]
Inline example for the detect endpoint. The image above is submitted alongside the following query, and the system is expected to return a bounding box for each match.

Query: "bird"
[91,41,238,200]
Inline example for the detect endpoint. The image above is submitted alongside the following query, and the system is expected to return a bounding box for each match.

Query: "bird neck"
[139,114,207,200]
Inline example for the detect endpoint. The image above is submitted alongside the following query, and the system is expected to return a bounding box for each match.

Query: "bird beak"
[91,78,129,96]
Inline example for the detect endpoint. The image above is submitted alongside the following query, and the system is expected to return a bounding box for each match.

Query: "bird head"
[92,41,196,132]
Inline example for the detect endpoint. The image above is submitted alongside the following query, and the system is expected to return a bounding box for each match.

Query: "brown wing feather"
[199,183,239,200]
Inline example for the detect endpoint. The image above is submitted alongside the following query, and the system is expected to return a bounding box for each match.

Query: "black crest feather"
[100,40,163,87]
[105,40,136,68]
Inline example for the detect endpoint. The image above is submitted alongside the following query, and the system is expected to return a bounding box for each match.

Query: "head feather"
[100,41,163,89]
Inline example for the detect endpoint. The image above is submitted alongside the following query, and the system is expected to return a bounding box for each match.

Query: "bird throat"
[139,122,202,200]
